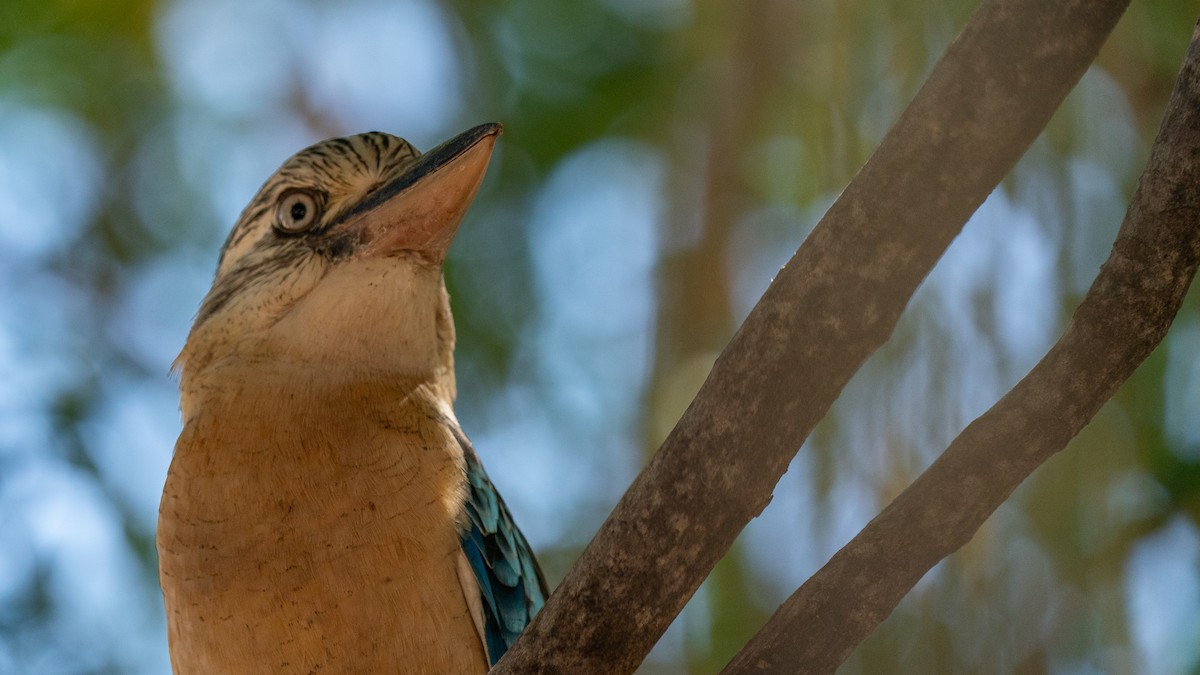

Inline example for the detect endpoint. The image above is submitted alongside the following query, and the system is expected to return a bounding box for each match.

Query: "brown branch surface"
[723,20,1200,675]
[493,1,1129,672]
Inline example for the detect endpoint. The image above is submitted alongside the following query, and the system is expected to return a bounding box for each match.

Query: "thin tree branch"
[494,1,1129,672]
[723,20,1200,674]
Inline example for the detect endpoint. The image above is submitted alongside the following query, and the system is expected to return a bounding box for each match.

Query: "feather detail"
[455,549,489,657]
[450,425,548,665]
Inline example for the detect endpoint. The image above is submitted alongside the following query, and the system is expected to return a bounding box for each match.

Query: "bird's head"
[176,124,500,413]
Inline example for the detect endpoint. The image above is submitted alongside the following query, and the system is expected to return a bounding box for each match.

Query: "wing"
[450,425,548,666]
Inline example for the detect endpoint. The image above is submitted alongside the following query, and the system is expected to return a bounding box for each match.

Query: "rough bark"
[493,1,1130,672]
[722,20,1200,674]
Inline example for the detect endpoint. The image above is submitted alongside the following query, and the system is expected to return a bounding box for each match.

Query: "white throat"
[265,257,443,375]
[178,256,452,420]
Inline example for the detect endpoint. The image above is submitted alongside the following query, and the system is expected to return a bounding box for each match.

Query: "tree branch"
[494,1,1129,672]
[722,19,1200,674]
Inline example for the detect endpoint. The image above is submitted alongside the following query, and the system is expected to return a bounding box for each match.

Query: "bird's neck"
[178,356,455,427]
[176,260,459,419]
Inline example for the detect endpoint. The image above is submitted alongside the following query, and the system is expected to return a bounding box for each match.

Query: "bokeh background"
[1,0,1198,672]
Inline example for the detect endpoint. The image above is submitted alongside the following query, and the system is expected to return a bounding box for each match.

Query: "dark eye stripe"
[199,239,314,325]
[208,131,422,292]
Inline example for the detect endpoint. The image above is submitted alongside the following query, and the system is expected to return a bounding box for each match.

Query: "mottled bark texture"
[493,1,1130,673]
[723,21,1200,675]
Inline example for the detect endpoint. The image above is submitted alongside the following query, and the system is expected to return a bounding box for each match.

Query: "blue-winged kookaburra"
[157,123,546,673]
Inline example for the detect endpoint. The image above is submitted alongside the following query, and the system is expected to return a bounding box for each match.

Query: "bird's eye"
[274,189,322,234]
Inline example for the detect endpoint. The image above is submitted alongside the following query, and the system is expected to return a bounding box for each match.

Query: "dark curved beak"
[343,122,502,264]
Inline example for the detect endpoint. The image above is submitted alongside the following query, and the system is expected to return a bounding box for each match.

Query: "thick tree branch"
[494,1,1128,672]
[723,21,1200,674]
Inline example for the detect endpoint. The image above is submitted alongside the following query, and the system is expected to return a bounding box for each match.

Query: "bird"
[156,123,547,673]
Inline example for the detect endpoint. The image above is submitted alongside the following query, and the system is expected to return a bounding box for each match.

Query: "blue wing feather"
[450,426,547,666]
